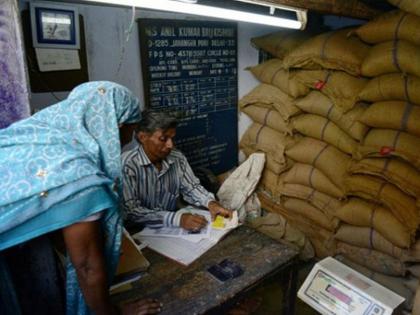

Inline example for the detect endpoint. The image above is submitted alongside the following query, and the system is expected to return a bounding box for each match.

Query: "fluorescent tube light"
[80,0,305,29]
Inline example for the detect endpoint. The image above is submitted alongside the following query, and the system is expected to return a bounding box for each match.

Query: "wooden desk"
[112,226,299,315]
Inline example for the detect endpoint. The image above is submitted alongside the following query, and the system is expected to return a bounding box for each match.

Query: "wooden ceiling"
[242,0,395,20]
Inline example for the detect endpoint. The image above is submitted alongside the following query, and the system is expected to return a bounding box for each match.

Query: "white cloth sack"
[217,153,265,222]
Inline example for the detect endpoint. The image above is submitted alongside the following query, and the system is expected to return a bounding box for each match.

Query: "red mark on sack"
[380,146,394,156]
[314,80,326,90]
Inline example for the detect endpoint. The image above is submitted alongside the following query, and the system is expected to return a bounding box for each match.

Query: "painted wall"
[18,0,280,143]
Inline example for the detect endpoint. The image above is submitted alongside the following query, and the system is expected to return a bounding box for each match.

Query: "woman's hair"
[136,110,178,133]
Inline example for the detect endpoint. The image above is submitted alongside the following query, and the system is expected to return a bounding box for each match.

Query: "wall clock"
[30,1,80,49]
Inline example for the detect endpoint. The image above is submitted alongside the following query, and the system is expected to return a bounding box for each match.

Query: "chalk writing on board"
[139,20,238,174]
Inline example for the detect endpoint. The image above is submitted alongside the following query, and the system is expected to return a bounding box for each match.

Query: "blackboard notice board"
[138,19,238,174]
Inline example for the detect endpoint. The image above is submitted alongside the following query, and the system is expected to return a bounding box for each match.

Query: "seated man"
[122,110,231,231]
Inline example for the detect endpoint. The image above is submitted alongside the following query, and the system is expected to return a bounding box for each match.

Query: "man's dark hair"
[135,110,178,133]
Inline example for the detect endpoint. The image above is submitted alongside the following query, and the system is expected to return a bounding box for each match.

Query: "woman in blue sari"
[0,81,161,315]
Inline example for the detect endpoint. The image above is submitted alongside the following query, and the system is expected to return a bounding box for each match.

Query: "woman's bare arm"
[63,220,116,315]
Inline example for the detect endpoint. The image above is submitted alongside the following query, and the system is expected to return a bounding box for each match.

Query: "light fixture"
[78,0,306,29]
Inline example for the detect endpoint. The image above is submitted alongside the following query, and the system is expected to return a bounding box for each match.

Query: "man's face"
[138,128,176,162]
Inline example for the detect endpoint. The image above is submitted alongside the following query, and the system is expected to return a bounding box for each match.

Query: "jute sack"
[282,197,339,231]
[241,105,292,135]
[360,101,420,138]
[335,198,412,248]
[239,83,301,121]
[349,158,420,197]
[239,123,297,166]
[259,192,336,258]
[283,29,369,76]
[285,137,350,191]
[345,175,419,233]
[258,169,283,198]
[356,129,420,170]
[295,91,369,141]
[247,59,309,98]
[354,10,420,45]
[247,212,315,261]
[284,163,345,198]
[337,256,414,310]
[361,40,420,77]
[279,183,342,217]
[336,242,407,276]
[359,73,420,105]
[295,70,368,113]
[335,225,420,262]
[292,114,358,155]
[388,0,420,17]
[241,145,293,175]
[250,30,313,59]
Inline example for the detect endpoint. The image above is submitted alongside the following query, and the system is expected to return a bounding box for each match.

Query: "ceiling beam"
[241,0,382,20]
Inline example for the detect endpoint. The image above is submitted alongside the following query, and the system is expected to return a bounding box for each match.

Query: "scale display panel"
[298,258,404,315]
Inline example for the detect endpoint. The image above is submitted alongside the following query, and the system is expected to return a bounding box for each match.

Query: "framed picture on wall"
[30,1,80,49]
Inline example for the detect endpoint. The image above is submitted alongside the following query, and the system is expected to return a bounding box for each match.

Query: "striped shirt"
[121,144,215,229]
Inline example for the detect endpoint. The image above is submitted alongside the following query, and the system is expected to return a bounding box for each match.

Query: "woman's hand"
[120,299,162,315]
[180,213,208,231]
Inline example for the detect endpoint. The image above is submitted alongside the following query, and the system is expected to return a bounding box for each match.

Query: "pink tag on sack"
[314,80,326,90]
[380,146,394,156]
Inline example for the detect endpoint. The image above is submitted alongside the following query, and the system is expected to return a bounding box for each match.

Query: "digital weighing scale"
[298,257,405,315]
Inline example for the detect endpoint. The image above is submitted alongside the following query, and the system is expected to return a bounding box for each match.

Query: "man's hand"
[208,201,232,221]
[180,213,208,231]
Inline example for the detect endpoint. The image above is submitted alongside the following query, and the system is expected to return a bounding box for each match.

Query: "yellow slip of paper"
[211,211,239,230]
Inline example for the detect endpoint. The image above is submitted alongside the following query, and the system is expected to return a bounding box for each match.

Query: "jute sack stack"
[360,101,420,138]
[239,83,301,121]
[285,137,351,191]
[359,73,420,105]
[294,91,369,141]
[279,183,343,217]
[240,105,293,135]
[336,241,407,276]
[284,163,345,198]
[335,198,412,248]
[283,28,370,76]
[239,122,297,166]
[345,175,419,232]
[292,114,358,155]
[361,40,420,77]
[258,169,283,198]
[282,197,339,231]
[349,158,420,197]
[241,145,293,175]
[247,59,309,98]
[388,0,420,17]
[295,71,368,113]
[335,225,420,262]
[251,30,313,60]
[337,256,414,310]
[247,212,315,261]
[259,192,336,258]
[356,129,420,169]
[354,10,420,45]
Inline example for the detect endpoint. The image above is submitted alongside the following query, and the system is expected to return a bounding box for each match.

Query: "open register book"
[132,208,238,266]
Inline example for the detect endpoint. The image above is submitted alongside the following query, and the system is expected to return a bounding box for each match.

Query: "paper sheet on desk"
[136,209,211,243]
[133,219,237,266]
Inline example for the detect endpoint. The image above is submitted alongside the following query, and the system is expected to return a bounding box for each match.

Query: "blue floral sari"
[0,81,141,314]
